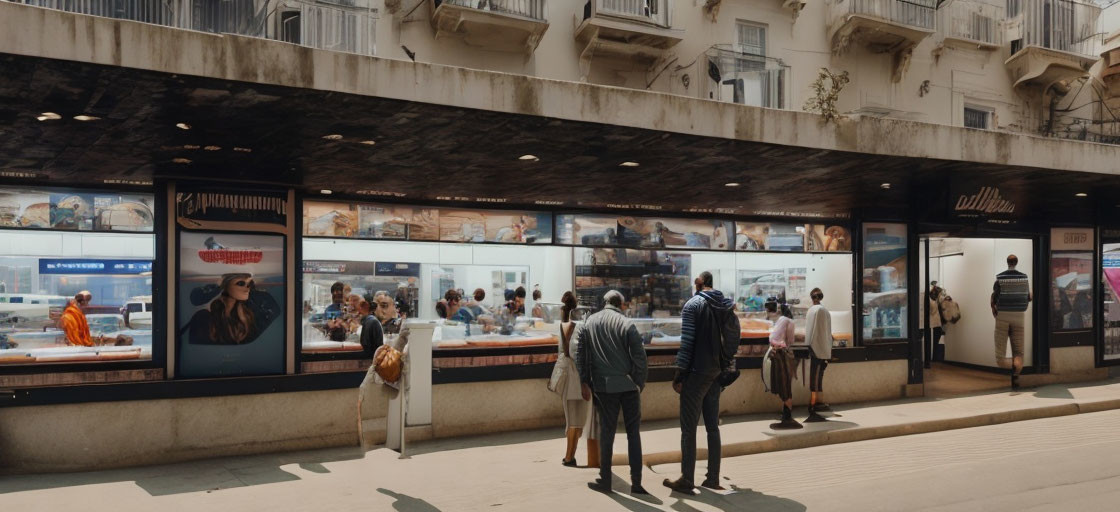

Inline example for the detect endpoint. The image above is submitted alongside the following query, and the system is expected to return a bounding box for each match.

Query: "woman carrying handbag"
[549,291,593,467]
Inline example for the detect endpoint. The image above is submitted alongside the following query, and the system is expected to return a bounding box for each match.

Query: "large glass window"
[862,223,908,342]
[1050,251,1093,330]
[1103,243,1120,361]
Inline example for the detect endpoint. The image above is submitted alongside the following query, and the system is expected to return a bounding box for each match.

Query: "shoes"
[701,479,726,491]
[804,408,828,423]
[1011,374,1021,390]
[630,484,650,495]
[588,478,612,494]
[771,406,804,430]
[663,477,696,494]
[562,458,578,467]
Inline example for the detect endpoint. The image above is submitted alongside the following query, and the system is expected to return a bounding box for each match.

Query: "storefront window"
[1103,243,1120,360]
[862,223,908,341]
[1050,252,1093,331]
[558,214,732,250]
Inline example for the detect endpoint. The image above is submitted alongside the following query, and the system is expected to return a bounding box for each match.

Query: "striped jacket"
[992,269,1031,313]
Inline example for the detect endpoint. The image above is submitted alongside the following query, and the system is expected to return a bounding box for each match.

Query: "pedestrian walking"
[574,290,649,495]
[552,291,591,467]
[766,298,801,429]
[804,288,832,422]
[664,271,741,494]
[992,254,1031,389]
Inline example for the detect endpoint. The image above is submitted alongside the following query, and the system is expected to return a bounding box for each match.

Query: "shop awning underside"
[0,52,1117,221]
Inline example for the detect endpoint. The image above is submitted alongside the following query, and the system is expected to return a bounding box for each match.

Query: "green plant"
[803,68,850,123]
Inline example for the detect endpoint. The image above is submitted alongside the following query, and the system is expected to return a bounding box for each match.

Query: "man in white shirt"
[804,288,833,423]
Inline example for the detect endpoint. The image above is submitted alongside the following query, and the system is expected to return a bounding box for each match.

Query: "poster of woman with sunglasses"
[178,231,284,377]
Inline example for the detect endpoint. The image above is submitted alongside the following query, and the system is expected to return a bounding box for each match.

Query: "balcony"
[1004,0,1101,94]
[429,0,549,54]
[1100,32,1120,97]
[828,0,937,82]
[15,0,378,56]
[938,0,1002,50]
[576,0,682,69]
[702,46,790,109]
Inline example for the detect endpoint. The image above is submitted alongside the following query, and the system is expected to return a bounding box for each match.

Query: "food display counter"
[0,328,152,365]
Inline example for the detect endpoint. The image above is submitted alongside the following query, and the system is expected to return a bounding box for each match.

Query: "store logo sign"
[954,187,1016,214]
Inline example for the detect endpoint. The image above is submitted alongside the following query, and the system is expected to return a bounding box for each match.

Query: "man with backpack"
[664,271,741,494]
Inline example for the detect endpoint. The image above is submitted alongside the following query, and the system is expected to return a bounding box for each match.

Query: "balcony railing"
[1006,0,1102,57]
[939,0,1002,46]
[13,0,378,56]
[1044,118,1120,145]
[844,0,936,29]
[435,0,545,21]
[586,0,671,28]
[703,46,790,110]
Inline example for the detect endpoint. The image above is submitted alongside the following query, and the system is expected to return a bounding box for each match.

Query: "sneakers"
[663,477,696,494]
[700,479,726,491]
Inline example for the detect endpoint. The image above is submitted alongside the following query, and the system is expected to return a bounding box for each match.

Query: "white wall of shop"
[940,238,1034,368]
[0,231,154,258]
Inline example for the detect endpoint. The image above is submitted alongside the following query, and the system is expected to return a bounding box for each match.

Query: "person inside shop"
[664,271,740,494]
[531,287,545,320]
[324,281,349,341]
[466,288,490,317]
[357,298,383,354]
[767,298,800,429]
[926,282,944,369]
[506,286,527,316]
[574,290,649,495]
[373,291,404,335]
[61,290,98,347]
[804,288,832,423]
[992,254,1031,390]
[444,289,474,324]
[554,291,591,468]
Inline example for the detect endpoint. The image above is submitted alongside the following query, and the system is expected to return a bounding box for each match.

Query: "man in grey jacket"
[575,290,649,495]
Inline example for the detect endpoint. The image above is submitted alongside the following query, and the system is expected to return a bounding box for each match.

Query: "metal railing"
[844,0,937,29]
[13,0,378,56]
[436,0,546,21]
[939,0,1002,45]
[703,46,790,110]
[588,0,671,28]
[1044,117,1120,145]
[1006,0,1102,57]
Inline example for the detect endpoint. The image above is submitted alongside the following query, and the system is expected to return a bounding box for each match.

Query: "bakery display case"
[573,248,692,316]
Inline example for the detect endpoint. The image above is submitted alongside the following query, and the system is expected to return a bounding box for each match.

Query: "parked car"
[123,296,153,329]
[86,314,126,337]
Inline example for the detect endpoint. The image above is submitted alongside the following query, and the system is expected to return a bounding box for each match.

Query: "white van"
[123,296,153,329]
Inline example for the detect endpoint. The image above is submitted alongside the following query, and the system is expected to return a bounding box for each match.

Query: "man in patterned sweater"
[992,254,1032,390]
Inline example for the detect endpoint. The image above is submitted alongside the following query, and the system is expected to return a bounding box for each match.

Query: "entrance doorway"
[920,235,1037,396]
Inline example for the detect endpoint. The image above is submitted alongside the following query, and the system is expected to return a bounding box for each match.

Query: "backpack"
[705,301,742,387]
[939,293,961,324]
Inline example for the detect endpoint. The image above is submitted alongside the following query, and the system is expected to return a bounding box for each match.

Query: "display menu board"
[558,214,732,250]
[303,201,549,244]
[736,223,851,252]
[0,186,154,232]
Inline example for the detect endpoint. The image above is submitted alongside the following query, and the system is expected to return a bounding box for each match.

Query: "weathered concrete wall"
[1,2,1118,176]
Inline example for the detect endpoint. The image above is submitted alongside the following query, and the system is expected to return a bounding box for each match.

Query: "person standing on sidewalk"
[555,291,590,467]
[804,288,832,423]
[992,254,1031,390]
[664,271,741,494]
[767,299,801,429]
[574,290,649,495]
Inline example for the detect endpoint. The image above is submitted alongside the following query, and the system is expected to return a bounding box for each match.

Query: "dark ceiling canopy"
[0,52,1116,222]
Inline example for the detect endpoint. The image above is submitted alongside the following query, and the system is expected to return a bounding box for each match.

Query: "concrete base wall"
[1021,346,1109,387]
[0,359,907,474]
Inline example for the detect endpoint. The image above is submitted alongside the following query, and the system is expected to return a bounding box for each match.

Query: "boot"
[586,438,600,468]
[804,405,827,423]
[770,406,803,430]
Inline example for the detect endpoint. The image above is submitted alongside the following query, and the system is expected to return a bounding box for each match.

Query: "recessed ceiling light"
[1075,192,1088,197]
[37,112,61,121]
[203,145,221,151]
[725,182,740,187]
[880,183,892,190]
[172,157,192,164]
[322,134,343,140]
[233,147,252,153]
[175,123,191,130]
[73,115,100,121]
[519,154,540,162]
[321,189,333,195]
[360,140,376,146]
[620,161,640,167]
[183,144,200,150]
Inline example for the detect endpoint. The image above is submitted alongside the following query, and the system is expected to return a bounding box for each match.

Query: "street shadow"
[1033,385,1076,400]
[406,427,564,457]
[376,488,442,512]
[761,420,860,437]
[0,445,367,497]
[663,484,805,512]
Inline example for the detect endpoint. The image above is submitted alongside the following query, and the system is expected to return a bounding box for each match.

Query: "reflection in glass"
[862,223,908,341]
[1104,244,1120,360]
[1050,252,1093,331]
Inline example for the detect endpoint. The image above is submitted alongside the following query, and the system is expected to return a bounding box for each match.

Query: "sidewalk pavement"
[610,378,1120,466]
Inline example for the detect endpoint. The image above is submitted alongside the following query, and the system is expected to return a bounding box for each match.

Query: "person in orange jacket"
[60,291,99,347]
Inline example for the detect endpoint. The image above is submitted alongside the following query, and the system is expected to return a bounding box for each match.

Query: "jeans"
[679,370,721,484]
[593,389,643,485]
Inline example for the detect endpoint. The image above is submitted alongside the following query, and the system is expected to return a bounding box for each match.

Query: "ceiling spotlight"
[322,134,343,140]
[172,157,192,164]
[320,189,333,195]
[620,161,640,167]
[880,183,892,190]
[233,147,252,153]
[1075,192,1088,197]
[183,144,200,150]
[725,182,740,187]
[203,145,221,151]
[175,123,191,130]
[519,154,540,162]
[360,140,376,146]
[37,112,61,121]
[73,115,100,121]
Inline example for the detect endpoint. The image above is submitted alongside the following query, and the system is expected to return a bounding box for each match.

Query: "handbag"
[373,344,403,383]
